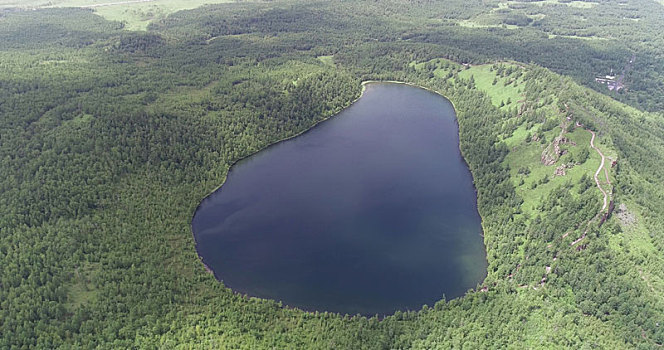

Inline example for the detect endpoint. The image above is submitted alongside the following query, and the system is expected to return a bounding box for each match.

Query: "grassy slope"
[456,63,611,217]
[458,64,524,111]
[411,58,664,347]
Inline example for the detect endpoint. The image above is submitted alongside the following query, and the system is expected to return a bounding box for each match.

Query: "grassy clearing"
[411,58,605,219]
[413,58,613,225]
[415,59,615,230]
[65,263,99,311]
[410,58,464,86]
[317,55,335,66]
[503,123,533,148]
[457,20,518,30]
[506,127,556,214]
[504,122,604,217]
[548,34,607,41]
[0,0,127,8]
[458,64,524,110]
[411,57,458,70]
[93,0,239,31]
[527,13,546,21]
[0,0,239,31]
[608,197,664,301]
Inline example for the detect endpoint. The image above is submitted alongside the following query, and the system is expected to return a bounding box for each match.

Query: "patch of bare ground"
[615,203,636,226]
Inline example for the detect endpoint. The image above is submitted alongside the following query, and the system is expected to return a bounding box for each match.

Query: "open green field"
[458,64,524,110]
[457,19,518,30]
[547,34,607,41]
[316,55,334,67]
[0,0,239,30]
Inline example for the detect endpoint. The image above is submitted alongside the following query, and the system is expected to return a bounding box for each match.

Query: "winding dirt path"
[588,130,608,212]
[570,129,612,247]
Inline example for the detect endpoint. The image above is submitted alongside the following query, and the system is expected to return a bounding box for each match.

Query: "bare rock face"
[553,136,576,157]
[553,164,568,176]
[541,137,560,165]
[553,138,562,157]
[541,136,577,166]
[541,151,556,166]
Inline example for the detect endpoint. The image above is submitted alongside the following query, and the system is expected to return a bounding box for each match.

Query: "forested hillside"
[1,1,664,348]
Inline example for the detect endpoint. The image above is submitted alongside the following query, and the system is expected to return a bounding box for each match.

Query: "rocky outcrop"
[553,164,568,176]
[541,136,576,166]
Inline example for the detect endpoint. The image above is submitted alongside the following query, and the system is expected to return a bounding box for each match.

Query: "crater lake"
[192,82,487,316]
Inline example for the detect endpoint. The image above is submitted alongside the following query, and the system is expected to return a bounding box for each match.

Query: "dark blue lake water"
[192,83,487,316]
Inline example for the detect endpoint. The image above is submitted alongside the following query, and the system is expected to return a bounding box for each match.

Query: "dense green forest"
[2,0,664,348]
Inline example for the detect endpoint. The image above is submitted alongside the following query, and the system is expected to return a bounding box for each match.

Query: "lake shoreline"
[362,80,486,240]
[189,81,371,280]
[190,80,487,318]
